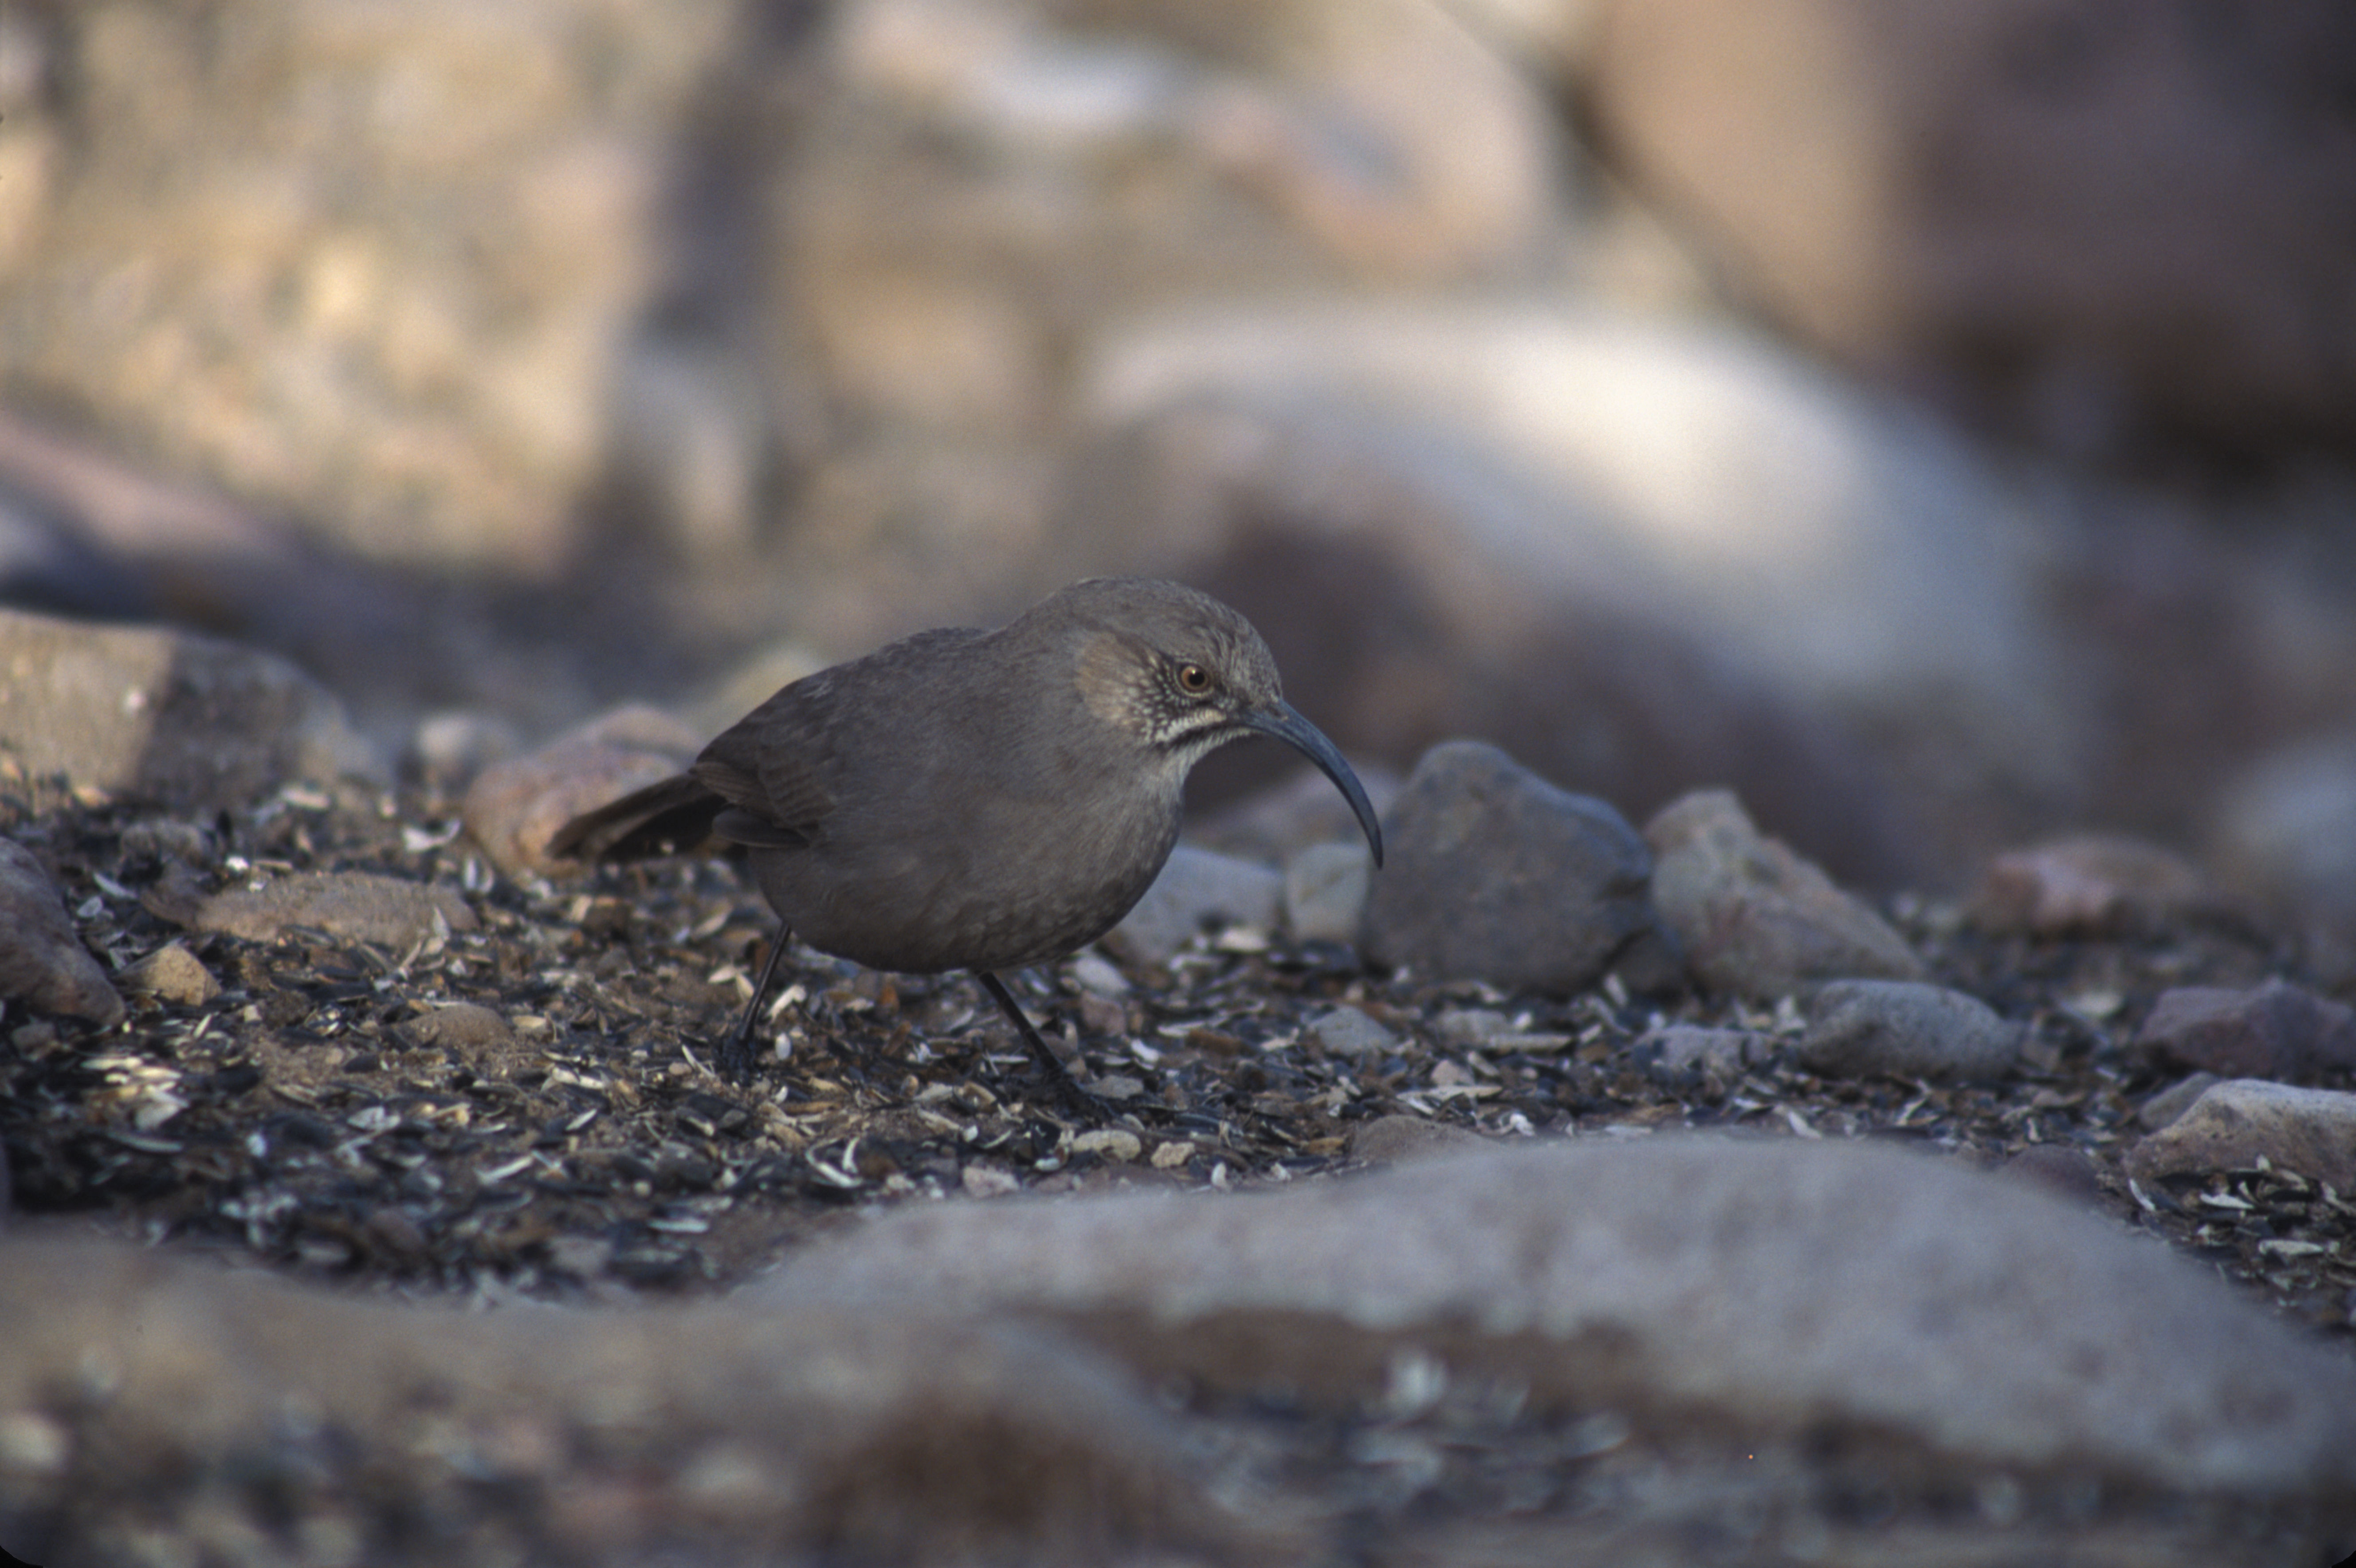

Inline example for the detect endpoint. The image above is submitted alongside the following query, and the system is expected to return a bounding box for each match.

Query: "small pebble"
[194,870,477,948]
[1634,1025,1765,1096]
[1072,1128,1143,1162]
[1305,1007,1399,1059]
[1347,1114,1488,1165]
[404,1002,515,1053]
[1433,1008,1515,1048]
[1970,833,2218,937]
[118,943,218,1007]
[1799,980,2020,1082]
[459,705,701,874]
[1068,952,1129,998]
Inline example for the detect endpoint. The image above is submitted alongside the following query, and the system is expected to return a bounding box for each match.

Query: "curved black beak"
[1240,700,1384,868]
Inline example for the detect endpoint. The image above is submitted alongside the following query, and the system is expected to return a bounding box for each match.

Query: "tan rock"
[0,607,379,810]
[117,942,218,1008]
[195,872,476,950]
[2126,1079,2356,1191]
[461,705,701,875]
[1972,833,2220,937]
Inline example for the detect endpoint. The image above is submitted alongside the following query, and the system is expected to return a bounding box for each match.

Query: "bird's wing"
[692,625,985,848]
[691,703,832,845]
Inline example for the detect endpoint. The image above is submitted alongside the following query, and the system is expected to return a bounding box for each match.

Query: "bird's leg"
[721,928,796,1081]
[974,970,1101,1114]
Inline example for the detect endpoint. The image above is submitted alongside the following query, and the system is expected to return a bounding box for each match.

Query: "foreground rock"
[762,1138,2356,1501]
[1359,741,1661,992]
[0,1235,1263,1568]
[2127,1080,2356,1192]
[0,606,380,808]
[1646,789,1923,998]
[0,837,122,1026]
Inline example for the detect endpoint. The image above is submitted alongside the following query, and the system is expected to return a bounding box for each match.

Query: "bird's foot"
[713,1026,760,1085]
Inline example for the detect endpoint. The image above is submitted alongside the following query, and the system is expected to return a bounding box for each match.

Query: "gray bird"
[550,577,1384,1093]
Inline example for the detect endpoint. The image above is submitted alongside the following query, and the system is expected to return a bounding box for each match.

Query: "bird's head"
[1055,578,1384,867]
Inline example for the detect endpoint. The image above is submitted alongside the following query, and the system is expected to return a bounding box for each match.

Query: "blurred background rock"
[5,0,2356,908]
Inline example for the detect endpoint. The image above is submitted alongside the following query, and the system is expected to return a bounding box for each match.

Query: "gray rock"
[0,838,122,1027]
[462,705,702,876]
[1647,789,1924,999]
[2133,979,2356,1085]
[0,607,381,810]
[761,1137,2356,1499]
[2138,1072,2222,1132]
[2215,733,2356,920]
[1800,979,2021,1082]
[118,819,216,869]
[1633,1024,1765,1095]
[2126,1080,2356,1192]
[1347,1114,1489,1166]
[1971,833,2222,937]
[1304,1006,1399,1059]
[1359,741,1660,993]
[117,942,218,1008]
[194,872,477,951]
[1432,1007,1515,1048]
[1103,845,1282,968]
[402,1001,517,1054]
[1283,840,1371,945]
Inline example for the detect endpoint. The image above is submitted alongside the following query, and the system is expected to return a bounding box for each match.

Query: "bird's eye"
[1175,662,1212,696]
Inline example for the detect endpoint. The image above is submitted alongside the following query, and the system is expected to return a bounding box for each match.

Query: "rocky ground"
[4,728,2355,1564]
[8,3,2356,1560]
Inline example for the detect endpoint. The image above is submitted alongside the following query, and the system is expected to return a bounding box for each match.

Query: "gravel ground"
[5,775,2350,1333]
[4,773,2354,1565]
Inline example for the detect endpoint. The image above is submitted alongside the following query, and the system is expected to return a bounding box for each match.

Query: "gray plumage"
[552,578,1383,1089]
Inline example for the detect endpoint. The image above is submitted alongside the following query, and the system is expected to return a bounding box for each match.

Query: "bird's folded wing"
[692,707,834,844]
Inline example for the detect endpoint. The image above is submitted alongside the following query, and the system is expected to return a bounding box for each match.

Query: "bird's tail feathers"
[546,774,726,861]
